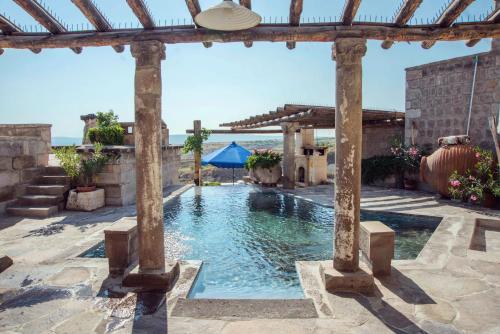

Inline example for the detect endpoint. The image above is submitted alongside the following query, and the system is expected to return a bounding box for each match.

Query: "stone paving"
[0,184,499,333]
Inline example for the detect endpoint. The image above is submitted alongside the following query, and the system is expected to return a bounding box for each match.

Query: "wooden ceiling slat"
[12,0,81,54]
[467,6,500,47]
[286,0,303,49]
[0,13,41,54]
[185,0,213,48]
[341,0,362,25]
[0,23,498,50]
[422,0,475,49]
[382,0,423,49]
[71,0,124,53]
[239,0,253,47]
[126,0,155,29]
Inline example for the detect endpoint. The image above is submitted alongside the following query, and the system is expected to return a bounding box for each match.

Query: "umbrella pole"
[232,168,235,184]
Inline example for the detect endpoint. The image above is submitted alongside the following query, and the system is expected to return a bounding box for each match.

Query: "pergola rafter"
[71,0,124,53]
[421,0,475,49]
[341,0,362,25]
[381,0,423,49]
[185,0,213,48]
[466,5,500,46]
[12,0,82,54]
[0,14,41,54]
[126,0,155,29]
[287,0,303,49]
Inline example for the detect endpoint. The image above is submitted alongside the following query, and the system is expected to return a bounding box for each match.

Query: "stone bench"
[360,221,395,277]
[104,217,138,277]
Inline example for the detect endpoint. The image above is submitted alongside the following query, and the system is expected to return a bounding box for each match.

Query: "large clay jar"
[420,144,477,197]
[250,165,282,186]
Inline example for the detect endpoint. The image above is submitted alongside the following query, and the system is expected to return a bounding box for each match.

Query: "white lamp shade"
[195,0,261,31]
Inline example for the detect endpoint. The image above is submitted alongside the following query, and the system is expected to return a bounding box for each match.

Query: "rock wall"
[362,125,404,159]
[0,124,51,214]
[405,48,500,151]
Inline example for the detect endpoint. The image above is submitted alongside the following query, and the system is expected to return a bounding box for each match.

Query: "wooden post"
[193,120,202,186]
[131,40,166,274]
[332,38,367,272]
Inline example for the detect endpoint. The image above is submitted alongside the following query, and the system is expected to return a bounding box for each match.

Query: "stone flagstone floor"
[0,184,499,333]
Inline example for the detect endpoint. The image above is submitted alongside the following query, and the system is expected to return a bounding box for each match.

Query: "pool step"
[171,298,318,319]
[6,205,59,218]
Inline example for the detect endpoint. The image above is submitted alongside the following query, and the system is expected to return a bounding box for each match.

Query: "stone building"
[405,38,500,151]
[295,128,328,186]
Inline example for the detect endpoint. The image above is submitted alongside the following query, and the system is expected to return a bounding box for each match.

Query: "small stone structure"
[360,220,395,276]
[0,124,52,214]
[405,38,500,151]
[294,128,328,186]
[104,217,138,277]
[66,188,105,211]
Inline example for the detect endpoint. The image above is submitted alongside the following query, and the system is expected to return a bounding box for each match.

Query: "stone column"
[193,120,202,186]
[493,0,500,51]
[80,114,96,144]
[332,38,367,272]
[131,41,166,274]
[281,122,299,189]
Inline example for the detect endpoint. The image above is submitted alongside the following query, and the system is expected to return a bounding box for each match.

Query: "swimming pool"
[82,185,441,299]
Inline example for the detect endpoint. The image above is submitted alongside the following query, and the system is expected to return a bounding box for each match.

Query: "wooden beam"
[381,0,423,49]
[0,14,41,54]
[185,0,212,48]
[12,0,81,54]
[71,0,124,53]
[187,129,283,134]
[422,0,475,49]
[239,0,253,47]
[287,0,303,49]
[126,0,155,29]
[1,23,499,50]
[467,6,500,47]
[341,0,362,25]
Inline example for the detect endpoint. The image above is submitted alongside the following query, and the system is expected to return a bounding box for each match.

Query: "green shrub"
[79,143,108,186]
[182,128,211,154]
[361,155,401,185]
[245,149,282,170]
[87,110,124,145]
[53,145,80,183]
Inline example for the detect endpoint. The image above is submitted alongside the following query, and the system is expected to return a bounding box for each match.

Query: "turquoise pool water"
[82,185,441,299]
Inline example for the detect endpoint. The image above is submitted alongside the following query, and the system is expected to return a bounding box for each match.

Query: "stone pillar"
[281,122,299,189]
[193,120,202,186]
[332,38,367,272]
[131,41,166,274]
[80,114,96,144]
[493,0,500,51]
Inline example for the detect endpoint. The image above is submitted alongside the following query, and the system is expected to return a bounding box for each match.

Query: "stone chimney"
[80,114,97,145]
[493,0,500,51]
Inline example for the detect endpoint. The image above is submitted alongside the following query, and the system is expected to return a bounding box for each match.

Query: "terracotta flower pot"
[420,144,477,197]
[76,185,96,193]
[250,165,282,186]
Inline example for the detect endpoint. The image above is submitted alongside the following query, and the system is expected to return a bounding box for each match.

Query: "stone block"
[104,217,138,277]
[406,69,423,81]
[360,221,395,277]
[0,170,20,188]
[0,157,12,170]
[20,167,42,183]
[66,188,105,211]
[0,186,14,202]
[320,260,374,294]
[0,141,22,157]
[122,261,180,291]
[12,155,35,170]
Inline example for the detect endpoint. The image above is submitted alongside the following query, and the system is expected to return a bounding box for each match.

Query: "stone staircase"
[6,167,69,218]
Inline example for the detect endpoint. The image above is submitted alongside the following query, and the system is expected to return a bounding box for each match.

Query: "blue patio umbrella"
[202,141,251,183]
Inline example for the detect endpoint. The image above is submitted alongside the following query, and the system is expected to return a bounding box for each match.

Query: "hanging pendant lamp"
[195,0,261,31]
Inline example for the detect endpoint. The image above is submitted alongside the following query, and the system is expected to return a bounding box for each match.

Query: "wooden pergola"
[2,0,499,297]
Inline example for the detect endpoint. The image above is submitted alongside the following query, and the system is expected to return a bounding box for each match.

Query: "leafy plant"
[390,137,423,175]
[361,155,401,184]
[182,128,211,154]
[245,149,282,170]
[79,143,108,187]
[87,110,124,145]
[448,146,500,204]
[53,145,80,183]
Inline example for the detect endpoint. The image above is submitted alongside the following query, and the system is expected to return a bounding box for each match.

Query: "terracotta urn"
[250,165,282,186]
[420,143,477,197]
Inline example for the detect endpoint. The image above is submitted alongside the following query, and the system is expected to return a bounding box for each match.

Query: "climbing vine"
[182,128,211,154]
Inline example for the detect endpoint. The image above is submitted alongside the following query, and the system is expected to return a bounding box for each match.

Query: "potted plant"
[390,138,423,190]
[245,149,282,186]
[448,147,500,208]
[77,143,108,192]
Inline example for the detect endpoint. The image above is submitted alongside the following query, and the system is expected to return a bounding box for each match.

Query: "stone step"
[6,205,58,218]
[37,175,71,185]
[18,195,62,206]
[44,166,66,176]
[26,185,67,196]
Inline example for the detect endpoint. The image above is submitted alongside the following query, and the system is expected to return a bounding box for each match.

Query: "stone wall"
[78,145,181,206]
[405,48,500,151]
[362,125,404,159]
[0,124,51,214]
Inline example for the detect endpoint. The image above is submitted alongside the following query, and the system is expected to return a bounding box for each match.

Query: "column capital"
[281,122,300,133]
[332,38,367,63]
[131,40,166,63]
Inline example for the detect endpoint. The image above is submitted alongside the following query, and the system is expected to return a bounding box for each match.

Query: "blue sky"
[0,0,495,137]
